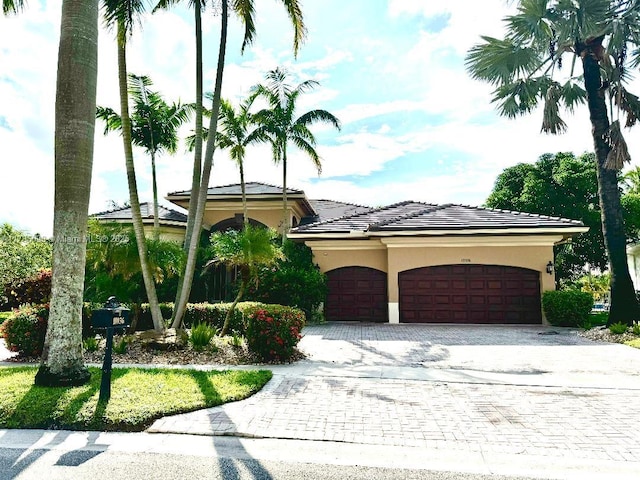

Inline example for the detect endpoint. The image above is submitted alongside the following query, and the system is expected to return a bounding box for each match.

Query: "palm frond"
[96,106,123,134]
[102,0,147,35]
[560,78,587,111]
[611,84,640,127]
[466,36,542,86]
[492,78,544,118]
[3,0,24,15]
[279,0,307,56]
[505,0,554,45]
[295,109,341,130]
[292,137,321,174]
[541,82,568,134]
[232,0,257,53]
[605,119,631,169]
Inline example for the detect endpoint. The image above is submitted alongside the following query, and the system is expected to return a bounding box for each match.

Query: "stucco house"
[93,182,588,325]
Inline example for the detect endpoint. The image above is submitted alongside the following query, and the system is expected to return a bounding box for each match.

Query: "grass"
[625,338,640,349]
[0,366,272,431]
[584,312,608,329]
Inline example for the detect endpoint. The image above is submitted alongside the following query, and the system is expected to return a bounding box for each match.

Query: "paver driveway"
[149,324,640,464]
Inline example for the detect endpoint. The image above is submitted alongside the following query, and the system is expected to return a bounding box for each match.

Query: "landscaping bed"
[578,326,640,347]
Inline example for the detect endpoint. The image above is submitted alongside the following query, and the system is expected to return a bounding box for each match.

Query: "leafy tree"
[102,0,164,332]
[252,67,341,239]
[577,272,611,302]
[466,0,640,325]
[169,0,307,330]
[207,225,283,336]
[622,165,640,194]
[0,224,52,291]
[35,0,99,387]
[96,74,194,239]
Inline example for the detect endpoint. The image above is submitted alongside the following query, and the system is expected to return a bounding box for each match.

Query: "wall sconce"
[546,261,554,275]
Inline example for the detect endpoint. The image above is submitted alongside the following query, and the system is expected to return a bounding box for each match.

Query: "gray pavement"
[3,323,640,479]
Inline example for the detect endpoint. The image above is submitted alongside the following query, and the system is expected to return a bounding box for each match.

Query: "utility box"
[91,296,130,330]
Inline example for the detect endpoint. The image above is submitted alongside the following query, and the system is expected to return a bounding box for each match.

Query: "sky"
[2,0,640,237]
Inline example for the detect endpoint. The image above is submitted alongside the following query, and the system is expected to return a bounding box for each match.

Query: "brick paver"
[149,324,640,463]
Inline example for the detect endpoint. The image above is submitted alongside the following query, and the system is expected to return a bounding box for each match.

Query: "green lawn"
[0,366,271,431]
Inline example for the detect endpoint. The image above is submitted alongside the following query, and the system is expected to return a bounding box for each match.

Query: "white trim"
[306,240,386,250]
[388,303,399,324]
[379,235,566,248]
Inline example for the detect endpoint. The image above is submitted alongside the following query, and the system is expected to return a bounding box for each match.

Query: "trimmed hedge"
[542,290,593,327]
[0,305,49,357]
[243,304,305,362]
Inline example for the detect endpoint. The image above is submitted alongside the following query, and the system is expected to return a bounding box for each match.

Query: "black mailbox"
[92,296,131,329]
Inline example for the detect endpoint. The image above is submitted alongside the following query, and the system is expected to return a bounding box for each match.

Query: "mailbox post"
[91,296,130,403]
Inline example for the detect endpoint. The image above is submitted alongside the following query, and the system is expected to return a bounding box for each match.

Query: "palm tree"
[208,225,283,336]
[252,67,341,239]
[466,0,640,326]
[165,0,307,330]
[102,0,164,332]
[34,0,98,387]
[3,0,24,14]
[97,74,194,239]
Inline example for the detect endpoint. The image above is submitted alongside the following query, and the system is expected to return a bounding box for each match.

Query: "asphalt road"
[0,447,548,480]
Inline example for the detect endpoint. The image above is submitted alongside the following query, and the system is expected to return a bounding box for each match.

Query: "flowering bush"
[243,304,305,362]
[0,305,49,357]
[3,269,52,309]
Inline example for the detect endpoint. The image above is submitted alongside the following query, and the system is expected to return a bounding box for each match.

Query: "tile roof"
[168,182,303,197]
[92,202,187,224]
[304,199,372,225]
[291,201,585,234]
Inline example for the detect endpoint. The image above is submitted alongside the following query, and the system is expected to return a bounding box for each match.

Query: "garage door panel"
[326,267,388,322]
[399,265,541,324]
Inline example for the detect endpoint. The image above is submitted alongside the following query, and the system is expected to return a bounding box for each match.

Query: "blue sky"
[2,0,639,236]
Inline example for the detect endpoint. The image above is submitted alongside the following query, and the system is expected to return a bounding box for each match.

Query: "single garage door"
[326,267,388,322]
[399,265,541,324]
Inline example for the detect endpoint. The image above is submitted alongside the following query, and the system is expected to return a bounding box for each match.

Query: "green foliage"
[484,152,638,282]
[136,302,254,333]
[0,312,11,325]
[0,224,51,304]
[243,304,305,362]
[633,322,640,336]
[208,226,283,275]
[84,221,184,304]
[112,336,129,355]
[576,272,610,302]
[0,305,48,357]
[227,332,245,348]
[83,336,99,352]
[3,268,52,309]
[246,241,326,320]
[609,322,629,334]
[0,366,272,431]
[542,290,594,327]
[586,312,609,329]
[189,323,217,351]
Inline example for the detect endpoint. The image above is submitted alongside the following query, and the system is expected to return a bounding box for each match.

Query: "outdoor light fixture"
[546,261,554,275]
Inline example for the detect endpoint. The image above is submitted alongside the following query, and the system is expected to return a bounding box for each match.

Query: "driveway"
[149,323,640,468]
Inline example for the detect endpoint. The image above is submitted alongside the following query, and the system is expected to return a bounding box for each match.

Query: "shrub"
[243,304,305,362]
[542,290,593,327]
[189,323,217,351]
[609,322,628,335]
[3,269,52,309]
[137,302,249,332]
[112,336,129,354]
[0,305,48,357]
[246,241,327,321]
[83,336,99,352]
[633,322,640,336]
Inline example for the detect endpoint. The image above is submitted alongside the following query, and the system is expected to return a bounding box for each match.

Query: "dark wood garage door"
[326,267,388,322]
[399,265,541,324]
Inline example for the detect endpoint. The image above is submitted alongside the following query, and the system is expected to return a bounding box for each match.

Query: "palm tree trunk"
[240,161,248,226]
[220,276,246,336]
[581,42,640,326]
[151,149,159,240]
[172,1,204,326]
[281,144,288,242]
[35,0,97,387]
[172,0,228,329]
[116,22,164,332]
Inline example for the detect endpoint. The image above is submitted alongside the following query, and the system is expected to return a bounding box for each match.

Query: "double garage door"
[326,265,541,324]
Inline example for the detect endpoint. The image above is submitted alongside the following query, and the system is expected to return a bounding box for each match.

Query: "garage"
[399,265,541,324]
[326,267,388,322]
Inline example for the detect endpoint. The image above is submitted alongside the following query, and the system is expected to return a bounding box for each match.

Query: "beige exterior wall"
[203,200,308,231]
[141,225,185,243]
[303,234,562,325]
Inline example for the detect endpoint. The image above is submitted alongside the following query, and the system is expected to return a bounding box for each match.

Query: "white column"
[388,302,399,324]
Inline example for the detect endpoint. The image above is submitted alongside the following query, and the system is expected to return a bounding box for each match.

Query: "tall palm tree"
[34,0,98,387]
[252,67,341,239]
[102,0,164,332]
[215,97,265,225]
[3,0,24,14]
[466,0,640,326]
[97,74,194,239]
[167,0,307,329]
